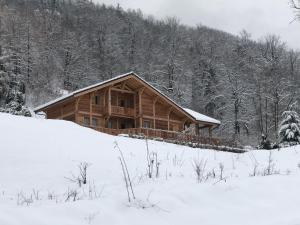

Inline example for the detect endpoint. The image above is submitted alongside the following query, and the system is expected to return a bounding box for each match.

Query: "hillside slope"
[1,0,299,145]
[1,113,300,225]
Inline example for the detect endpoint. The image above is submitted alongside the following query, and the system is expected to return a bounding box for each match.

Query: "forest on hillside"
[0,0,300,146]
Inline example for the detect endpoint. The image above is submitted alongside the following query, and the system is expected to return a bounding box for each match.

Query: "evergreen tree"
[278,111,300,144]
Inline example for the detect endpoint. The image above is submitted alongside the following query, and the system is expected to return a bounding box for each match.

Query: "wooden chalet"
[34,72,221,144]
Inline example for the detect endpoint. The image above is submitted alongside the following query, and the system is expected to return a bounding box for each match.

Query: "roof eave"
[33,94,75,112]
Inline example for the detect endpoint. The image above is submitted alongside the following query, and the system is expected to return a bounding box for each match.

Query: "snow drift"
[1,113,300,225]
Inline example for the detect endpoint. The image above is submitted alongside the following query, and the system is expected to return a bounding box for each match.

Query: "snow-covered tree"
[278,111,300,144]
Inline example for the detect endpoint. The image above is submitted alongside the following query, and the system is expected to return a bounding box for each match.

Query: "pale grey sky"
[94,0,299,50]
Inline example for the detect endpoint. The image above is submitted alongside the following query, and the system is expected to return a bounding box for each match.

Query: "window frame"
[143,120,151,129]
[92,95,100,105]
[83,116,90,126]
[91,117,98,127]
[107,119,113,128]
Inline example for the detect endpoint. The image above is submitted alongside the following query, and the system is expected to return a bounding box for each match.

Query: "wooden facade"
[35,72,220,143]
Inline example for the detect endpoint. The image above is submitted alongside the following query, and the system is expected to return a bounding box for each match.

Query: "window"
[143,120,151,128]
[91,117,98,127]
[92,95,100,105]
[83,117,90,126]
[107,119,112,128]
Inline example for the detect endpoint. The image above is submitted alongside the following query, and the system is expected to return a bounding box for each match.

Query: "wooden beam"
[208,126,212,138]
[167,107,173,131]
[111,87,135,94]
[153,96,159,129]
[134,93,137,128]
[89,93,93,125]
[75,97,81,123]
[108,86,112,116]
[58,111,75,119]
[143,115,181,123]
[199,124,211,129]
[124,84,133,91]
[77,111,104,117]
[138,87,145,128]
[103,88,108,107]
[74,75,133,97]
[138,87,145,94]
[116,92,119,107]
[121,81,126,90]
[113,84,121,89]
[182,118,189,130]
[195,123,199,135]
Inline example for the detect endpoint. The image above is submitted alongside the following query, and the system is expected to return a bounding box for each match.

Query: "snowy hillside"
[1,113,300,225]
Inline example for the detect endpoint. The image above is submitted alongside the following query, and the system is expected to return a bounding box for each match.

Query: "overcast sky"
[94,0,299,50]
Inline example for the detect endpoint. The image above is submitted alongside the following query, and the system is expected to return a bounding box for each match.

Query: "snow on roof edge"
[183,108,221,125]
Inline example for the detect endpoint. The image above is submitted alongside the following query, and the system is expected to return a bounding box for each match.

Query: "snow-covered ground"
[1,113,300,225]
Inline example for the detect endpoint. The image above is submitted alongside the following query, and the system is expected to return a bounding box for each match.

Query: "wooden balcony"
[111,105,135,117]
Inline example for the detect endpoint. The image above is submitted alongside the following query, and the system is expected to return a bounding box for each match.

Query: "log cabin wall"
[46,106,61,119]
[141,92,153,117]
[75,89,108,128]
[46,99,75,121]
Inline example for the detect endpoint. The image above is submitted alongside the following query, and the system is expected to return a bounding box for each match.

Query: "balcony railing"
[111,105,135,117]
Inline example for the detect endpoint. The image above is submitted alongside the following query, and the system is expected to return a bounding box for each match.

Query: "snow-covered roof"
[34,71,221,125]
[183,108,221,125]
[34,72,134,111]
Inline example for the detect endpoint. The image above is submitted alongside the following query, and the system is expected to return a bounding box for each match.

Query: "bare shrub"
[47,191,56,201]
[192,158,207,183]
[17,192,33,206]
[145,137,161,178]
[65,161,91,187]
[213,163,228,185]
[250,163,259,177]
[32,189,40,201]
[172,152,185,167]
[114,141,135,202]
[79,162,90,185]
[65,188,79,202]
[263,152,280,176]
[88,182,104,200]
[249,152,280,177]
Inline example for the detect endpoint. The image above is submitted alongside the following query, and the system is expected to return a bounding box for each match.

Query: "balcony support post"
[138,87,145,128]
[153,96,159,129]
[108,86,112,116]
